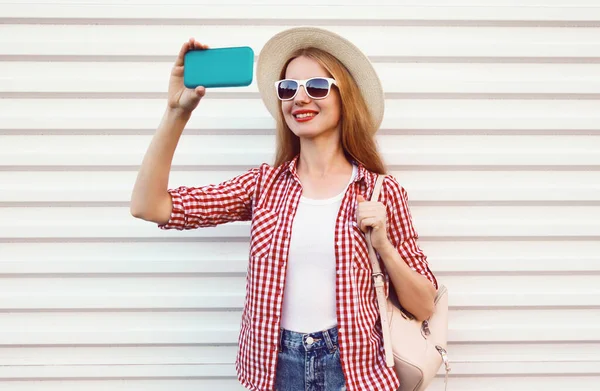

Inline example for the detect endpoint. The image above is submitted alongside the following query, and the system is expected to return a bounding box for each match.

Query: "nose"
[294,85,311,104]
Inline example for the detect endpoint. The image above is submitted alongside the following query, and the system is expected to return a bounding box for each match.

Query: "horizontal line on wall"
[2,200,598,208]
[0,165,254,172]
[0,129,276,136]
[0,272,246,279]
[429,236,600,241]
[455,340,597,346]
[2,18,600,28]
[379,129,600,136]
[414,200,600,206]
[437,271,600,277]
[4,92,600,100]
[0,376,223,381]
[440,270,600,278]
[0,360,583,369]
[433,373,600,379]
[1,129,599,136]
[1,270,597,279]
[0,341,594,348]
[0,238,248,244]
[0,343,229,348]
[0,307,242,316]
[2,55,600,64]
[0,202,130,207]
[0,92,251,100]
[0,373,598,382]
[393,166,600,172]
[0,236,598,244]
[452,305,600,311]
[1,165,599,172]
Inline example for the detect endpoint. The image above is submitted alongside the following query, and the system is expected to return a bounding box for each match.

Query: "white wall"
[1,0,599,390]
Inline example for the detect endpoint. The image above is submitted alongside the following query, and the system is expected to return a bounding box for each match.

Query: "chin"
[290,126,323,139]
[286,119,338,139]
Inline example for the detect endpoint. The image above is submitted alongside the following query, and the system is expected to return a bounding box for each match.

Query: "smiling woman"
[130,26,439,391]
[270,46,386,177]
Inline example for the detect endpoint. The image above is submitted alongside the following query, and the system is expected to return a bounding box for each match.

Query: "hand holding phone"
[168,38,210,114]
[183,46,254,89]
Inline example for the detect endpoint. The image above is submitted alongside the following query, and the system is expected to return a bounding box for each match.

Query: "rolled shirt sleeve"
[158,167,260,230]
[383,176,438,289]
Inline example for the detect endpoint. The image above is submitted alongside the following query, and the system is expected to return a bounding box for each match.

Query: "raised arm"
[130,38,208,224]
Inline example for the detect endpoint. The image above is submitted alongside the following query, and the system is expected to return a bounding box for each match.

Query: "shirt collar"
[286,155,300,178]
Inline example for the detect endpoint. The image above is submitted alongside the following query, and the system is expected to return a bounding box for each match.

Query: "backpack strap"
[365,175,395,367]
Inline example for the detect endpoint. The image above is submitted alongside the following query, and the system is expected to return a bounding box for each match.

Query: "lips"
[292,110,318,123]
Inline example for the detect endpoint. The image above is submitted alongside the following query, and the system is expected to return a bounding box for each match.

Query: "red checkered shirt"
[159,155,437,391]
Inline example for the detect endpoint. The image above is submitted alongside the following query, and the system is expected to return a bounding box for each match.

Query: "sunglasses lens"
[306,78,330,98]
[277,80,298,100]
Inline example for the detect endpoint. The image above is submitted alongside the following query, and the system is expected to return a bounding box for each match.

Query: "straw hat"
[256,27,384,132]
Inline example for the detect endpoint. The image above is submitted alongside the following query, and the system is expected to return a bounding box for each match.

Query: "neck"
[297,131,351,177]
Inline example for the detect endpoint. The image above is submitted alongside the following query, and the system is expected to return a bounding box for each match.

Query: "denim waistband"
[279,326,339,353]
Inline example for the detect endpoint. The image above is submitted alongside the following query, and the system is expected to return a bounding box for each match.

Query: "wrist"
[376,239,396,256]
[166,105,193,122]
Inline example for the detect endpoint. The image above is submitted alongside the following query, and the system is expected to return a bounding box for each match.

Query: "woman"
[131,27,438,391]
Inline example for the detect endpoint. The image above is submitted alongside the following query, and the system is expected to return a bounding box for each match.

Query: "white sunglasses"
[274,77,337,101]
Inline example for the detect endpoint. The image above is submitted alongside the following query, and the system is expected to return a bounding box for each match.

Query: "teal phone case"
[183,46,254,88]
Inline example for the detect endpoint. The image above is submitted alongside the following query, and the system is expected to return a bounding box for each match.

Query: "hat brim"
[256,27,384,133]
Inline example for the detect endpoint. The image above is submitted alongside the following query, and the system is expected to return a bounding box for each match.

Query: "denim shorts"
[275,326,346,391]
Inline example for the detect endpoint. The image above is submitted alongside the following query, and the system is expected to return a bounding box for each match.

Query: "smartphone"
[183,46,254,89]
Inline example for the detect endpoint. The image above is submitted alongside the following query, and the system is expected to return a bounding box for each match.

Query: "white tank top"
[280,165,357,333]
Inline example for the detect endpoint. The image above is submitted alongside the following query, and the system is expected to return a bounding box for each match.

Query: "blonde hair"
[273,47,387,174]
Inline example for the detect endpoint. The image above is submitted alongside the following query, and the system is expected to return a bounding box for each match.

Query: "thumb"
[195,86,206,97]
[357,195,365,203]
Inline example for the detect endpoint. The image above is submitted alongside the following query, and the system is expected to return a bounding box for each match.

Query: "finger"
[195,86,206,97]
[175,41,190,67]
[360,203,385,217]
[188,37,208,50]
[357,195,365,203]
[357,204,377,219]
[360,217,379,233]
[356,203,373,220]
[358,217,366,232]
[358,218,367,233]
[171,64,184,77]
[360,218,371,233]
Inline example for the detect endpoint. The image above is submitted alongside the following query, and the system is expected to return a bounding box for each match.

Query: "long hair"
[273,47,387,174]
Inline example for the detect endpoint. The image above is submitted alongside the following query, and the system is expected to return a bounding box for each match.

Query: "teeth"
[295,112,316,119]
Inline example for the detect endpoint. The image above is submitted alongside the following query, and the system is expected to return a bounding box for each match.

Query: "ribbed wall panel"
[1,1,598,390]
